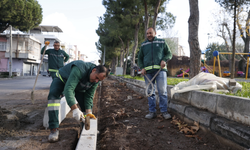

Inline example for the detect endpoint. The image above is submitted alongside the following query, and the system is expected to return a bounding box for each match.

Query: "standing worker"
[138,27,172,120]
[47,60,109,142]
[41,41,69,79]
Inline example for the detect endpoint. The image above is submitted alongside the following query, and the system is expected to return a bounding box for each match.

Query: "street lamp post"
[9,25,12,78]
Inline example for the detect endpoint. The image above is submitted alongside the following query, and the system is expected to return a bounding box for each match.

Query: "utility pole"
[9,25,12,78]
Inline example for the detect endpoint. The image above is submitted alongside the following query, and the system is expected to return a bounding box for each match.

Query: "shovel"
[31,41,50,104]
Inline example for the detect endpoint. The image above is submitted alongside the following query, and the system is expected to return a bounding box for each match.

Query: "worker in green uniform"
[47,60,109,143]
[138,27,172,120]
[41,41,69,79]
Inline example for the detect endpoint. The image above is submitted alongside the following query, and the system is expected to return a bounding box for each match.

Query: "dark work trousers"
[47,77,88,129]
[49,72,56,80]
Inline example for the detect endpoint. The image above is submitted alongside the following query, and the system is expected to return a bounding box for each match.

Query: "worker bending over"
[47,60,109,142]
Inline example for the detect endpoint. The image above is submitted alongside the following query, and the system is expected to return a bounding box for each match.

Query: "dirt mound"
[0,89,79,150]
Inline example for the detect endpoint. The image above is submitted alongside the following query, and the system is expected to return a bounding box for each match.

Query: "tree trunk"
[243,10,250,54]
[119,36,125,67]
[237,9,250,73]
[188,0,201,78]
[116,55,118,68]
[152,0,161,30]
[122,47,125,71]
[120,47,124,67]
[111,56,117,75]
[123,41,129,75]
[144,0,149,41]
[221,24,232,71]
[130,22,140,76]
[123,47,127,75]
[230,1,237,79]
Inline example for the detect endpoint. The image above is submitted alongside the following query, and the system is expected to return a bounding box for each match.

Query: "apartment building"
[0,33,41,76]
[0,25,64,76]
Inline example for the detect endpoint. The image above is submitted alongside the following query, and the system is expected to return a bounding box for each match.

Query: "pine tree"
[0,0,43,33]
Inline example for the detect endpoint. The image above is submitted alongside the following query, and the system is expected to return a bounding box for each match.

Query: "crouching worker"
[47,60,109,142]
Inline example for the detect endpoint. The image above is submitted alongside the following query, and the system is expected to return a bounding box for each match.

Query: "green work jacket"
[57,60,98,109]
[41,46,69,72]
[138,37,172,74]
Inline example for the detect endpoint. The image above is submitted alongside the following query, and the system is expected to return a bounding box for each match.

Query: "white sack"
[171,72,242,98]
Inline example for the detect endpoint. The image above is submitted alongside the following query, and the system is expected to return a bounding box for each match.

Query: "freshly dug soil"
[97,77,242,150]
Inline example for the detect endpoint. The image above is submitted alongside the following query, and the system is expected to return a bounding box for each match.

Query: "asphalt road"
[0,75,52,95]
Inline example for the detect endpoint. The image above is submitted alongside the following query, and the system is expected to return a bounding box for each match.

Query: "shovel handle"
[31,44,48,102]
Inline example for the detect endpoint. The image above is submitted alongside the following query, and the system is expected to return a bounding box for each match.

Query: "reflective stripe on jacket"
[138,37,172,74]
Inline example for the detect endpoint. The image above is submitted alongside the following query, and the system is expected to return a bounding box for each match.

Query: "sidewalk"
[0,75,49,80]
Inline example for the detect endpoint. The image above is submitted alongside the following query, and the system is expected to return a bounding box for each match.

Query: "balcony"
[5,51,39,61]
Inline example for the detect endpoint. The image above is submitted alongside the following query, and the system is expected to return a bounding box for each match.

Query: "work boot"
[145,112,157,119]
[48,128,59,143]
[162,112,171,120]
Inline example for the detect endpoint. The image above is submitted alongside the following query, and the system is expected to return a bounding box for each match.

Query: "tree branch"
[152,0,161,30]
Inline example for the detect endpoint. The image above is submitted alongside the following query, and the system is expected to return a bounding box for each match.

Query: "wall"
[0,58,8,72]
[12,59,23,73]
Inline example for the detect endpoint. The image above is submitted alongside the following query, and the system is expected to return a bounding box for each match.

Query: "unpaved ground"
[97,78,241,150]
[0,77,243,150]
[0,88,81,150]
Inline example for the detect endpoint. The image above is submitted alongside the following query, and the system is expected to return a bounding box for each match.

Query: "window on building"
[0,42,7,51]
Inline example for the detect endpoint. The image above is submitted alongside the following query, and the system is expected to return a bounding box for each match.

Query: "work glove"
[85,112,97,119]
[72,108,84,121]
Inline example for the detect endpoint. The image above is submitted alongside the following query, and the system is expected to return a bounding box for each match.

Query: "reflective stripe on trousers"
[47,99,60,111]
[48,69,58,72]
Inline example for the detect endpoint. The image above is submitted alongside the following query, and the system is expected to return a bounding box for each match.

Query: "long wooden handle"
[31,45,47,92]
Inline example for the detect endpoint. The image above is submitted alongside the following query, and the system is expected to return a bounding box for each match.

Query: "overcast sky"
[38,0,223,61]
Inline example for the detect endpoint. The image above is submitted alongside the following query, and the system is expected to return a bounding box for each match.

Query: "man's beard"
[147,37,154,41]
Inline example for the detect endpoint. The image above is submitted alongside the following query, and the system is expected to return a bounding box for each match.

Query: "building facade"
[0,34,41,76]
[61,43,79,63]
